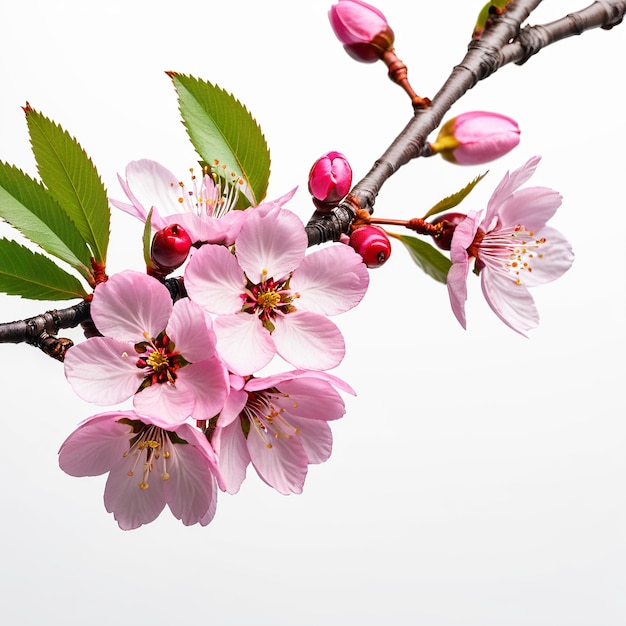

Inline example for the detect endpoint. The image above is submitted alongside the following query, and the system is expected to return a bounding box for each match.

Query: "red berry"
[150,224,192,275]
[430,212,467,251]
[348,224,391,268]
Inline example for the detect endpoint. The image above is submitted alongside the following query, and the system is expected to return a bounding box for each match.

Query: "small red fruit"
[348,224,391,268]
[150,224,192,275]
[430,212,467,251]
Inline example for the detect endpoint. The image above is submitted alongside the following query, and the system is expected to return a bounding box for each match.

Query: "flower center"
[471,224,546,284]
[135,331,189,391]
[118,421,184,489]
[240,388,300,449]
[242,276,298,331]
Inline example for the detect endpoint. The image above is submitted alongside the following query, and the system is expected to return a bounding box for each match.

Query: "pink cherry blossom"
[110,159,297,246]
[184,205,370,375]
[58,410,222,530]
[64,270,229,426]
[211,370,355,495]
[447,156,574,335]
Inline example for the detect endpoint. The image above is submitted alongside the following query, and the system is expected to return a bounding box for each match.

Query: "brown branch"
[305,0,626,246]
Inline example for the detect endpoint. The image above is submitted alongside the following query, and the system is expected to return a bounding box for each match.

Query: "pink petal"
[246,369,356,396]
[213,313,276,375]
[519,226,574,287]
[235,207,307,283]
[184,244,247,315]
[289,417,333,464]
[269,376,348,421]
[132,380,195,426]
[64,337,143,405]
[91,271,172,341]
[272,311,345,370]
[170,210,248,246]
[122,159,182,219]
[481,268,539,336]
[247,426,309,495]
[58,412,133,477]
[497,187,562,231]
[290,244,369,315]
[104,458,166,530]
[161,430,219,526]
[212,420,251,494]
[177,358,229,420]
[484,156,541,227]
[166,298,216,363]
[446,262,470,330]
[215,387,248,428]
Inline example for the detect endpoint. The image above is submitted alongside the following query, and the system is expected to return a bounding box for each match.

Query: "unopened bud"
[348,224,392,268]
[430,212,467,251]
[150,223,192,276]
[308,151,353,211]
[430,111,520,165]
[328,0,395,63]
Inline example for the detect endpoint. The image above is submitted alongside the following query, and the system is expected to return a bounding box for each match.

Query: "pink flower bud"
[430,111,521,165]
[328,0,395,63]
[348,224,391,268]
[308,151,353,210]
[150,223,192,276]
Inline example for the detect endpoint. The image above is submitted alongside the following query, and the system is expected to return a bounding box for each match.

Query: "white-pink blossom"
[64,270,229,426]
[212,370,355,495]
[447,156,574,335]
[58,410,222,530]
[184,205,370,374]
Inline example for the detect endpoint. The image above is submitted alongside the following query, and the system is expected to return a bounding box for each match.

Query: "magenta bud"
[150,223,192,274]
[430,212,467,251]
[348,224,392,268]
[430,111,521,165]
[328,0,395,63]
[308,151,353,208]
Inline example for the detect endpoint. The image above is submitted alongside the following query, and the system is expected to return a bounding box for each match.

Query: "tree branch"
[305,0,625,246]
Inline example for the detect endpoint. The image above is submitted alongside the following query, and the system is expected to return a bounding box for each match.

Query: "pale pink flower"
[110,159,296,246]
[447,156,574,335]
[184,205,370,375]
[64,270,229,425]
[58,410,222,530]
[212,370,355,495]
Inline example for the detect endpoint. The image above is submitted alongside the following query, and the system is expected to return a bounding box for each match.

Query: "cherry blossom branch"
[305,0,626,246]
[0,277,186,359]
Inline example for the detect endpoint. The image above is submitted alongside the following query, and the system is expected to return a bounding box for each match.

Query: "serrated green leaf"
[24,105,110,264]
[423,171,487,219]
[392,233,452,284]
[169,73,270,207]
[0,237,89,300]
[0,161,93,279]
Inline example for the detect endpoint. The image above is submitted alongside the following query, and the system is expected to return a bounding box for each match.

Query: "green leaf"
[169,73,270,207]
[0,161,93,278]
[0,237,89,300]
[24,104,110,264]
[423,172,487,219]
[392,233,452,284]
[143,208,154,269]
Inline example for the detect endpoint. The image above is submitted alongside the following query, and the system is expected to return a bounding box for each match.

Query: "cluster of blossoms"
[59,159,370,529]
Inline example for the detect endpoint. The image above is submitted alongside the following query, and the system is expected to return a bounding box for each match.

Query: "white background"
[1,1,624,624]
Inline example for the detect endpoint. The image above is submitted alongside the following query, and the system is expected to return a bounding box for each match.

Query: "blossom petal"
[519,226,574,287]
[214,313,276,375]
[497,187,562,232]
[272,311,345,370]
[218,387,249,428]
[247,427,309,495]
[289,417,333,465]
[177,358,229,420]
[446,262,470,329]
[170,210,248,246]
[104,458,166,530]
[481,268,539,336]
[235,207,307,283]
[484,156,541,227]
[212,420,251,494]
[132,380,195,426]
[184,244,246,314]
[269,376,348,421]
[161,428,219,526]
[91,271,172,341]
[166,298,216,363]
[290,244,369,315]
[58,412,133,477]
[64,337,143,405]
